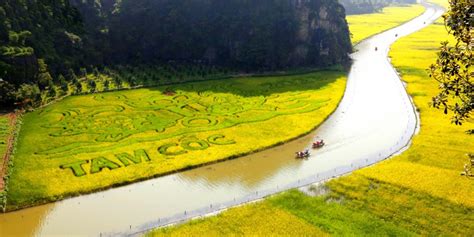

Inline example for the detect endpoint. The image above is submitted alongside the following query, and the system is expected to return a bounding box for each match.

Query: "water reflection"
[179,131,313,188]
[0,203,53,237]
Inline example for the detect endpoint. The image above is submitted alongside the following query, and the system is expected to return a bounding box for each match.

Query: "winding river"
[0,1,445,236]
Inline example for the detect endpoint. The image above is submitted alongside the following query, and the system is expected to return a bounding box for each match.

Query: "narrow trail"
[0,113,19,191]
[0,1,445,236]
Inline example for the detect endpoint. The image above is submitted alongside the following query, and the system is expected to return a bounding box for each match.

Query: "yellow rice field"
[147,203,329,237]
[347,4,425,44]
[7,71,347,210]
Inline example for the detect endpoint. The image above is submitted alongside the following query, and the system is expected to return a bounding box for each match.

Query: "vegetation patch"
[346,4,425,44]
[6,70,346,210]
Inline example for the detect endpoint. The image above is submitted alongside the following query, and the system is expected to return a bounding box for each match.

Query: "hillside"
[0,0,352,107]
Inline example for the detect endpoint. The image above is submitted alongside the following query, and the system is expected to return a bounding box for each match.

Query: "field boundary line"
[0,111,22,212]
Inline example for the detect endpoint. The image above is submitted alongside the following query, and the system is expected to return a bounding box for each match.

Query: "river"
[0,1,445,236]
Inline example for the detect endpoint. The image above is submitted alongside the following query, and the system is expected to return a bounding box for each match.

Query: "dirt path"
[0,113,19,191]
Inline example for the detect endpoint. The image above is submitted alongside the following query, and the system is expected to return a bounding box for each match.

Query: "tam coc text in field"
[60,134,235,177]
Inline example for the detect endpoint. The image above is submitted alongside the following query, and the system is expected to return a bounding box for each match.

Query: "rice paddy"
[347,4,425,44]
[147,202,329,237]
[146,1,474,235]
[6,70,347,209]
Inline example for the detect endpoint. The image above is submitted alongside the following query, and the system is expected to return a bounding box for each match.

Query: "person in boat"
[296,150,310,158]
[313,139,325,148]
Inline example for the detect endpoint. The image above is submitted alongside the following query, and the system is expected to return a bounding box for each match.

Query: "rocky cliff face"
[74,0,352,70]
[290,0,352,67]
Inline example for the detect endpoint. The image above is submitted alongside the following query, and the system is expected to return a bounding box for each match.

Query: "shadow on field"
[143,69,345,98]
[394,66,428,78]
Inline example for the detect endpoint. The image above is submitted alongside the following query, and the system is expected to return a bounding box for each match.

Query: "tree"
[48,86,57,98]
[15,83,41,107]
[0,80,16,105]
[74,81,82,94]
[103,66,112,76]
[67,69,78,84]
[93,67,100,77]
[429,0,473,125]
[130,76,137,87]
[103,79,110,91]
[37,59,53,90]
[80,68,88,78]
[58,74,69,95]
[114,75,123,89]
[88,79,96,93]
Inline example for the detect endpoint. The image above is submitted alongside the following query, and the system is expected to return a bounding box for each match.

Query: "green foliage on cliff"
[0,0,85,106]
[0,0,84,81]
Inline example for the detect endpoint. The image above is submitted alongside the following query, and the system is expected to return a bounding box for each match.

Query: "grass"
[146,1,474,235]
[6,70,347,210]
[347,4,425,44]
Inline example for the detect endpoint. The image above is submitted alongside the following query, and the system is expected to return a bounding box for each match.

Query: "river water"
[0,1,444,236]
